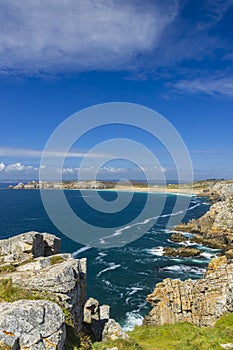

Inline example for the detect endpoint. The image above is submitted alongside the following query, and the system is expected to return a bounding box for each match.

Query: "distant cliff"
[172,181,233,253]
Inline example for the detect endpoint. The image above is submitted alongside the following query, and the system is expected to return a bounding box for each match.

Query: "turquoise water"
[0,184,214,329]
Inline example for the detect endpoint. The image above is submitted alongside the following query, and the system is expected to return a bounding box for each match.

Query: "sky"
[0,0,233,181]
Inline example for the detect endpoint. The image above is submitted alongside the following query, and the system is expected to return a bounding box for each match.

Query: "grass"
[1,278,233,350]
[0,264,16,273]
[92,313,233,350]
[50,255,65,265]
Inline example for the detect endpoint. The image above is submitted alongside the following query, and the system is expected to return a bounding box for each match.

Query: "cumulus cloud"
[0,0,180,75]
[5,162,33,172]
[0,162,5,171]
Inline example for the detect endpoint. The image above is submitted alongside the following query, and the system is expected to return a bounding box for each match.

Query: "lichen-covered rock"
[174,183,233,251]
[144,256,233,327]
[5,254,87,333]
[163,246,201,257]
[0,231,60,266]
[102,319,129,342]
[0,299,66,349]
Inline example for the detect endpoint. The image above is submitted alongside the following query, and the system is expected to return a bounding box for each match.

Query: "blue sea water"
[0,183,215,330]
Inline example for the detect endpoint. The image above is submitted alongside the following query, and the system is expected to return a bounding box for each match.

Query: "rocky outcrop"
[4,253,87,333]
[0,232,127,348]
[0,299,66,349]
[174,182,233,251]
[83,298,128,342]
[163,246,201,258]
[0,231,60,266]
[144,256,233,327]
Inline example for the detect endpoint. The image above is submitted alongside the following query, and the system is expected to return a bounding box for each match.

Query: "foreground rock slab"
[0,299,66,350]
[0,231,60,266]
[144,256,233,327]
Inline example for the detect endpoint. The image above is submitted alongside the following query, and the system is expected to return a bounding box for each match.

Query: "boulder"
[102,319,129,342]
[0,299,66,349]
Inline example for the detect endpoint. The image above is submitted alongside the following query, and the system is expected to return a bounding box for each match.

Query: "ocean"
[0,183,215,330]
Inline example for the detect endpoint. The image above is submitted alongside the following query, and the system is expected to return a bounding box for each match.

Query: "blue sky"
[0,0,232,181]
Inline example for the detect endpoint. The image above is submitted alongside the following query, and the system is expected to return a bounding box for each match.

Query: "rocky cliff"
[0,232,127,349]
[173,182,233,252]
[144,256,233,327]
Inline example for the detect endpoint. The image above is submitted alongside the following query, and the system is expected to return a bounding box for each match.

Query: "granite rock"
[0,299,66,350]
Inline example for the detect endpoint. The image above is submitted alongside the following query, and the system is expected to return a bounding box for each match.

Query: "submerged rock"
[0,299,66,350]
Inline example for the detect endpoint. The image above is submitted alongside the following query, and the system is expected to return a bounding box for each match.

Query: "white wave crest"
[72,245,91,257]
[122,312,144,331]
[97,263,121,277]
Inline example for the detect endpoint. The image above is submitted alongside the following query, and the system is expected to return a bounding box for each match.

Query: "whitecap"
[162,264,206,275]
[97,263,121,277]
[72,245,91,258]
[122,312,144,331]
[200,252,217,259]
[147,246,164,256]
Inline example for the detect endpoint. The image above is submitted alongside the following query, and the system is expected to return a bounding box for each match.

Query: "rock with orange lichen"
[144,256,233,327]
[0,299,65,349]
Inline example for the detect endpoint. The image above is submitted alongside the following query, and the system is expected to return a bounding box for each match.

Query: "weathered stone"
[0,232,125,344]
[144,256,233,327]
[170,232,189,243]
[0,232,60,266]
[173,183,233,251]
[163,246,201,257]
[0,300,66,350]
[102,319,129,341]
[83,298,125,342]
[4,254,87,333]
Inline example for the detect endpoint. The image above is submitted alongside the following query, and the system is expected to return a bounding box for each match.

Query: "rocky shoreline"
[162,181,233,258]
[1,179,233,349]
[0,232,127,349]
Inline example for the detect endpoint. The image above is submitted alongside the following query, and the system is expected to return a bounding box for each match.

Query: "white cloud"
[0,0,180,75]
[0,162,5,172]
[5,162,34,172]
[172,76,233,98]
[0,146,108,158]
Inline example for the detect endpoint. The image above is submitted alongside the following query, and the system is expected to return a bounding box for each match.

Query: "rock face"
[3,253,87,333]
[0,299,66,349]
[174,182,233,251]
[0,231,127,346]
[0,231,60,266]
[144,256,233,327]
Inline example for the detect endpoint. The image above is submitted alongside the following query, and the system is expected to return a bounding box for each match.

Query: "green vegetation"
[93,313,233,350]
[0,278,38,302]
[50,255,65,265]
[2,278,233,350]
[0,264,16,273]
